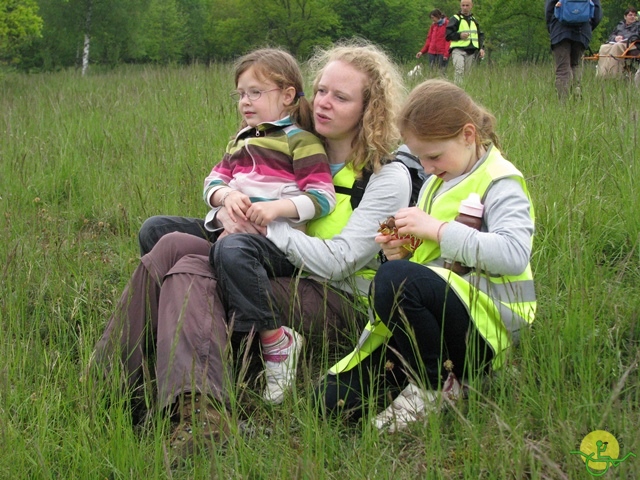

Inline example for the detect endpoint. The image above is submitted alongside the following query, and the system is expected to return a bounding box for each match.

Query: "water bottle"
[443,193,484,275]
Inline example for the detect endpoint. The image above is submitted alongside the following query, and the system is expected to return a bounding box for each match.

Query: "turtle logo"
[570,430,636,476]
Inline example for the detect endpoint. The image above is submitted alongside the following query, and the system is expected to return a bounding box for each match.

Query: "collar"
[235,115,293,140]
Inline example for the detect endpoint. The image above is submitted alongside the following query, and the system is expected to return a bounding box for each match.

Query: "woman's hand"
[217,207,262,235]
[223,191,251,222]
[375,234,412,261]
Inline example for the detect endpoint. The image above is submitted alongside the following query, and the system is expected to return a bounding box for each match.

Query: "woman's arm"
[439,178,534,276]
[266,162,411,280]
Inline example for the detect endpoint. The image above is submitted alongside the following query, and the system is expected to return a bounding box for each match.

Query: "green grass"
[1,62,639,479]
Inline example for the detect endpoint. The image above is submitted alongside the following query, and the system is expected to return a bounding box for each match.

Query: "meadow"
[0,61,639,479]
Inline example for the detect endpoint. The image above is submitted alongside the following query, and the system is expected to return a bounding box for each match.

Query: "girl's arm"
[245,130,336,226]
[287,129,337,221]
[203,149,234,207]
[265,162,411,280]
[439,177,534,276]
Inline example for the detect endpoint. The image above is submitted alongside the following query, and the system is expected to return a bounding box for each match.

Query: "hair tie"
[297,91,305,97]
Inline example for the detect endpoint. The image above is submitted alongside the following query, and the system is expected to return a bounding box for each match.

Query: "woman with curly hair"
[92,40,412,459]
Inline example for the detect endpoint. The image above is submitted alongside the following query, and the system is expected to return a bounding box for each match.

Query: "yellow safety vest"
[330,146,535,374]
[306,164,377,283]
[449,14,480,50]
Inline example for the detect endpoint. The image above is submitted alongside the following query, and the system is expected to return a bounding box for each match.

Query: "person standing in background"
[545,0,602,99]
[416,9,450,72]
[445,0,485,84]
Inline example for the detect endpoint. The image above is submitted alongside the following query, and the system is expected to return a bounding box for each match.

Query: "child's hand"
[246,199,298,226]
[377,216,422,252]
[394,207,445,242]
[246,201,285,227]
[224,191,251,222]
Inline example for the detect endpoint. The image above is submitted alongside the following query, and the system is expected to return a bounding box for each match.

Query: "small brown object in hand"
[377,216,422,252]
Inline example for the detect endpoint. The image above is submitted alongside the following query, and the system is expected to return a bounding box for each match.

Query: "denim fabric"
[212,233,298,332]
[428,53,448,69]
[316,343,406,419]
[138,215,214,256]
[316,261,495,418]
[372,261,492,387]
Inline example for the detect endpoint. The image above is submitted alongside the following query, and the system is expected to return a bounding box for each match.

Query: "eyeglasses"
[230,88,281,102]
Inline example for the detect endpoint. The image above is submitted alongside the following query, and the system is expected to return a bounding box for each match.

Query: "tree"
[249,0,339,58]
[141,0,185,63]
[475,0,549,63]
[176,0,210,63]
[331,0,429,61]
[206,0,339,60]
[0,0,43,64]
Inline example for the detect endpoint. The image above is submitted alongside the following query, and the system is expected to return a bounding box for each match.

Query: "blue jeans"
[317,261,493,417]
[211,233,298,332]
[138,215,214,256]
[428,53,447,70]
[373,261,490,385]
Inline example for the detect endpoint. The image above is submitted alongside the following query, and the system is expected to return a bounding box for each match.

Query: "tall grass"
[1,62,638,479]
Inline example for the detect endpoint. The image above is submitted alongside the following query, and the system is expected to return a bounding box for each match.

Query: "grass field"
[1,61,639,479]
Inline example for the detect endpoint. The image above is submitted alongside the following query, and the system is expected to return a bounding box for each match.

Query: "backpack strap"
[335,153,427,210]
[334,169,373,211]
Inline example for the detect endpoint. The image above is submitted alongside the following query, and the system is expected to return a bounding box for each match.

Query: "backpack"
[554,0,595,25]
[335,148,428,210]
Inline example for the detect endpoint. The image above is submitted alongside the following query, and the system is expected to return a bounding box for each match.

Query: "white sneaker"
[373,383,440,432]
[262,327,304,404]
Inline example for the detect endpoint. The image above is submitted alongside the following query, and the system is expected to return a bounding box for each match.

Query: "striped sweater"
[203,116,335,225]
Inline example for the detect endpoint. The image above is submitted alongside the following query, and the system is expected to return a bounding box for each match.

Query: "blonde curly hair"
[308,39,406,174]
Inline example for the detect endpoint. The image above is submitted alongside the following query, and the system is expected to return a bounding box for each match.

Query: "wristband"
[437,222,448,243]
[220,190,232,207]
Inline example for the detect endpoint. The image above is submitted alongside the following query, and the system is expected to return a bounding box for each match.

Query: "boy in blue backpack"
[545,0,602,99]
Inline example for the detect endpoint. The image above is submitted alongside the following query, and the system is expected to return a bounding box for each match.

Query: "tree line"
[0,0,633,72]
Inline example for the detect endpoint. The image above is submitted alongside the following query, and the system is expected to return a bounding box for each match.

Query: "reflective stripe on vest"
[329,146,535,374]
[328,311,392,374]
[449,15,479,50]
[413,146,536,369]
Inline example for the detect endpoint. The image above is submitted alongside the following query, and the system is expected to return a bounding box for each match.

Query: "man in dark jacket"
[545,0,602,99]
[446,0,485,84]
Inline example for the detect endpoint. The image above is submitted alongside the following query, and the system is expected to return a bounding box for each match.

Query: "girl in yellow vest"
[320,79,535,432]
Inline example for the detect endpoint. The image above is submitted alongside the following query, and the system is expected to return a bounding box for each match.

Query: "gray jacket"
[267,161,412,296]
[607,20,640,43]
[545,0,603,48]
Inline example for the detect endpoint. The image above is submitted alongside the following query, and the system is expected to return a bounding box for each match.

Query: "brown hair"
[398,79,499,157]
[308,39,405,174]
[234,48,313,131]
